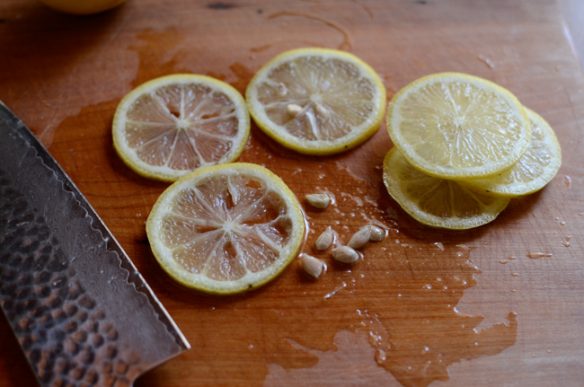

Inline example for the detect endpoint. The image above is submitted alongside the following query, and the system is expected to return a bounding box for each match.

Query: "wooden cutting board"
[1,0,583,385]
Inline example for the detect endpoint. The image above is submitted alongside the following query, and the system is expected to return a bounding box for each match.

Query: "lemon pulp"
[466,108,562,196]
[387,72,530,179]
[146,163,305,294]
[113,74,250,181]
[246,48,386,155]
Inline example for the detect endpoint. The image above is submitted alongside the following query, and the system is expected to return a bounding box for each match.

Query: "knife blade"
[0,102,189,386]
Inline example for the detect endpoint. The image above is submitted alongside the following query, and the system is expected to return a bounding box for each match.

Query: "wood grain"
[1,0,584,386]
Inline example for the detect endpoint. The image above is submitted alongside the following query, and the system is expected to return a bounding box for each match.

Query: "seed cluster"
[298,192,387,279]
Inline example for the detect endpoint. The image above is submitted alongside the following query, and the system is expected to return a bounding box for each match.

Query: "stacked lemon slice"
[383,73,561,230]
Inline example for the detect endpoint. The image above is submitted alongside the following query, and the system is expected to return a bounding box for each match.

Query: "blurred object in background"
[39,0,126,14]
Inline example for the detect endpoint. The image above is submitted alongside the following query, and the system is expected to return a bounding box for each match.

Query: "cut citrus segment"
[465,108,562,196]
[387,72,530,179]
[113,74,250,181]
[382,148,510,230]
[246,48,386,155]
[146,162,305,294]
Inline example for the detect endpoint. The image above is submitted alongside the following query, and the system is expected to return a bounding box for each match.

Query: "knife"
[0,102,189,386]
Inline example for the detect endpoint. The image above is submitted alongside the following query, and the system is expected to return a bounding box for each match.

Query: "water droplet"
[375,349,387,364]
[324,281,347,300]
[563,175,572,188]
[423,284,432,290]
[422,345,430,354]
[562,236,572,247]
[527,252,553,259]
[477,54,495,69]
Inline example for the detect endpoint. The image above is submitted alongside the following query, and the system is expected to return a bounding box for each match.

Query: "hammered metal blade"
[0,102,189,386]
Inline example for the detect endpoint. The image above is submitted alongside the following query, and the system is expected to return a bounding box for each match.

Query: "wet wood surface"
[1,0,584,386]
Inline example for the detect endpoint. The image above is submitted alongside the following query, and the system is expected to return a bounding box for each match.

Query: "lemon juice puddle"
[234,115,518,386]
[264,242,518,387]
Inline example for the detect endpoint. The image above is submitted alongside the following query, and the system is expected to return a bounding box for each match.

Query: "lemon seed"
[348,226,371,249]
[305,193,331,209]
[369,225,386,242]
[315,226,336,250]
[299,254,327,279]
[332,245,360,264]
[287,104,303,116]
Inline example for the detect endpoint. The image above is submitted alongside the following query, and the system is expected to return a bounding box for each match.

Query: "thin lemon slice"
[387,72,530,179]
[113,74,250,181]
[465,108,562,196]
[246,48,386,155]
[146,162,305,294]
[382,148,510,230]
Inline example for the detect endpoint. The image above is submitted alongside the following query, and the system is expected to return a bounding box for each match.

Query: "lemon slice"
[246,48,386,155]
[39,0,125,14]
[387,72,531,179]
[465,108,562,196]
[382,148,510,229]
[113,74,250,181]
[146,162,305,294]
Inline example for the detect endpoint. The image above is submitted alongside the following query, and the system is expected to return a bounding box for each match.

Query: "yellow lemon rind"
[464,108,562,197]
[246,47,386,156]
[113,74,250,182]
[387,72,531,179]
[382,148,510,230]
[146,162,305,295]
